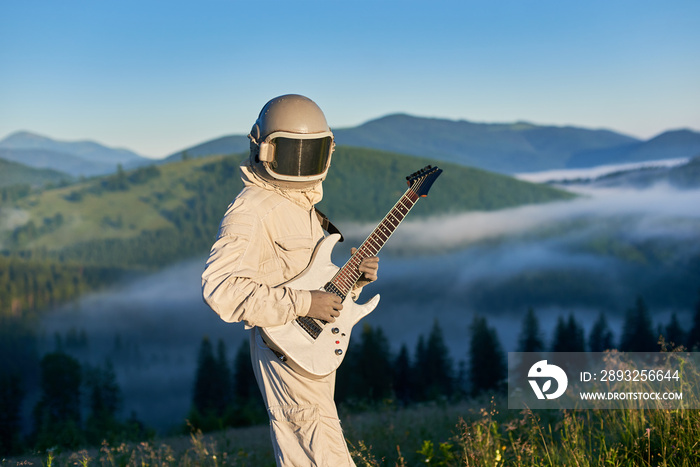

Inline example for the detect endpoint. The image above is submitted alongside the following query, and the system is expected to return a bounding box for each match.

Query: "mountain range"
[334,115,640,173]
[3,116,700,183]
[0,131,152,177]
[567,129,700,168]
[164,114,700,174]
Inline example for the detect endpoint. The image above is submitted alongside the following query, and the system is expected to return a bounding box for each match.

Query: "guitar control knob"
[335,349,343,356]
[332,327,340,334]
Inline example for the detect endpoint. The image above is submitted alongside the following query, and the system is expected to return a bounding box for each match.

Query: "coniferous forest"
[4,294,698,457]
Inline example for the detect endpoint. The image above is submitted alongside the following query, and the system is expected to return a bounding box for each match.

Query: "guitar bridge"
[296,316,323,339]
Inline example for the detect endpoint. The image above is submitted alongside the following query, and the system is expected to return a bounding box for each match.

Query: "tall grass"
[342,393,699,466]
[339,350,700,466]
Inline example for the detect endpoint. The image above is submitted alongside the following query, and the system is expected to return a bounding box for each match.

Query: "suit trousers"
[250,328,356,467]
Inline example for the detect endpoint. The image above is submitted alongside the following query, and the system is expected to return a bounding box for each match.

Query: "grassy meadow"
[9,348,700,467]
[9,395,699,467]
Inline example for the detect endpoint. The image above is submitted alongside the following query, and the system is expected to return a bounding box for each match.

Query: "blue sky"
[1,0,699,158]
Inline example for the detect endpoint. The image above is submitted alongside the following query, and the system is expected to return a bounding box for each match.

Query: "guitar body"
[260,233,381,379]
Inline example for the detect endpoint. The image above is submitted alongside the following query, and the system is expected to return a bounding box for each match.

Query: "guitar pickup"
[295,316,323,340]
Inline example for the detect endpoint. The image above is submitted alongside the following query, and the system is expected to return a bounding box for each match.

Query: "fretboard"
[325,188,420,300]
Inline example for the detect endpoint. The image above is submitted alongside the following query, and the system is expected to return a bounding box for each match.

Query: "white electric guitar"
[261,165,442,378]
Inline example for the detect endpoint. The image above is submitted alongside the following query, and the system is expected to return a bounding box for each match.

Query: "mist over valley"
[35,164,700,432]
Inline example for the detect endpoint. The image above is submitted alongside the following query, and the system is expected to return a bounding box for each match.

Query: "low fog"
[39,166,700,432]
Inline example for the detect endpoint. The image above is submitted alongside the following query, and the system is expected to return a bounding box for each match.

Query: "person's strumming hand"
[307,290,343,322]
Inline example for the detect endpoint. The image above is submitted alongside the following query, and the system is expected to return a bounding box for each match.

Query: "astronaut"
[202,94,379,466]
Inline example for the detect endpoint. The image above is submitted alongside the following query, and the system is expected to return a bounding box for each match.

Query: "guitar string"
[334,176,426,289]
[335,194,414,291]
[330,174,430,295]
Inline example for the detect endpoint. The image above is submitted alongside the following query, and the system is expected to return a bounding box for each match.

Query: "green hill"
[0,157,72,189]
[1,147,574,269]
[317,146,575,221]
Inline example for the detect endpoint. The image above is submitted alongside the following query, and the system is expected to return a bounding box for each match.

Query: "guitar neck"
[326,188,420,299]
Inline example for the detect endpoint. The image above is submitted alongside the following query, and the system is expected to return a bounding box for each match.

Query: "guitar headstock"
[406,165,443,197]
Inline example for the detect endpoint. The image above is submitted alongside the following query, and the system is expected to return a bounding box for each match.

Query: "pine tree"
[0,375,24,456]
[568,314,586,351]
[411,335,429,401]
[589,312,615,352]
[215,339,233,413]
[550,316,567,352]
[84,360,123,445]
[228,339,265,427]
[393,344,413,404]
[337,324,394,403]
[190,337,248,431]
[0,316,37,455]
[33,352,84,450]
[551,314,585,352]
[231,340,255,402]
[87,361,121,420]
[518,307,545,352]
[467,315,506,397]
[423,320,454,399]
[620,297,658,352]
[192,337,223,418]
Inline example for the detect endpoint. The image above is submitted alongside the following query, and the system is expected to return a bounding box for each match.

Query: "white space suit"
[202,95,358,466]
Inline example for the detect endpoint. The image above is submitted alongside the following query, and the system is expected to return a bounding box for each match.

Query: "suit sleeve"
[201,210,312,328]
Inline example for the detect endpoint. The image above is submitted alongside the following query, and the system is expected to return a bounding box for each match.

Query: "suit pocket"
[268,405,321,465]
[274,236,314,278]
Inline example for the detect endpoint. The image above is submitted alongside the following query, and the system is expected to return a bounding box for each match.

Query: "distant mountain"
[14,115,696,178]
[167,114,645,174]
[567,129,700,168]
[163,134,250,162]
[0,157,72,188]
[0,131,152,177]
[333,114,640,173]
[0,148,121,178]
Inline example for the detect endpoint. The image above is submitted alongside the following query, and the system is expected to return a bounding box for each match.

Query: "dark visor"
[270,136,332,177]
